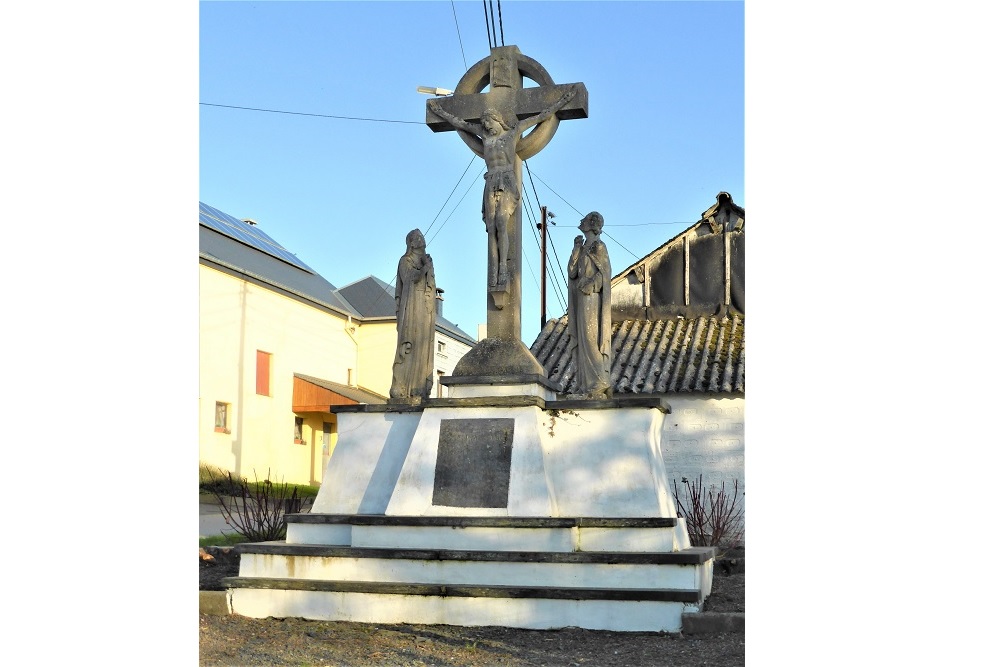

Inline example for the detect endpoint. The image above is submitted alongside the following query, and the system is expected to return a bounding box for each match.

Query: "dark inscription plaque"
[432,418,514,508]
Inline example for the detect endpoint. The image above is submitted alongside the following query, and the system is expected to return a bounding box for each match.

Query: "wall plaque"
[432,418,514,508]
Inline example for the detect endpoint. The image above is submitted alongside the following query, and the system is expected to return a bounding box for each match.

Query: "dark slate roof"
[335,275,398,318]
[333,275,477,346]
[199,205,361,317]
[294,374,387,404]
[530,315,744,395]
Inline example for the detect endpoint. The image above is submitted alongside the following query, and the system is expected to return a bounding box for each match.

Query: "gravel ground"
[199,548,744,666]
[199,614,745,666]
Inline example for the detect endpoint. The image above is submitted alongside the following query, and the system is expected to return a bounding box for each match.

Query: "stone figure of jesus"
[427,88,577,291]
[567,211,612,399]
[390,229,437,402]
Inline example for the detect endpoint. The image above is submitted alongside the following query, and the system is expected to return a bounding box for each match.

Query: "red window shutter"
[256,351,270,395]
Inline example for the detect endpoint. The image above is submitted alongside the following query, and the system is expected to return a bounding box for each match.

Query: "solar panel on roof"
[199,202,315,273]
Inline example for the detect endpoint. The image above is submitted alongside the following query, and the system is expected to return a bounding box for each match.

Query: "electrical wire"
[424,155,478,239]
[426,165,486,246]
[601,230,642,261]
[524,163,569,290]
[521,169,568,316]
[451,1,468,70]
[497,0,505,46]
[482,1,493,49]
[605,221,698,227]
[521,199,541,296]
[199,102,423,124]
[489,1,498,48]
[544,225,568,314]
[522,196,567,316]
[525,168,643,262]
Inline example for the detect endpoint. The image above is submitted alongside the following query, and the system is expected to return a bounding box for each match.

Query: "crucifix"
[426,46,588,351]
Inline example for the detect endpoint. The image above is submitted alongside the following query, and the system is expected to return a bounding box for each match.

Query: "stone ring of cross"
[453,50,562,161]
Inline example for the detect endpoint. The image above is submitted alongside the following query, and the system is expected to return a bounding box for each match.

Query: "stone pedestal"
[224,377,716,632]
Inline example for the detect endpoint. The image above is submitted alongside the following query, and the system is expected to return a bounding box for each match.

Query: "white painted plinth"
[448,382,556,400]
[229,588,701,633]
[238,552,712,591]
[312,403,678,519]
[230,394,714,633]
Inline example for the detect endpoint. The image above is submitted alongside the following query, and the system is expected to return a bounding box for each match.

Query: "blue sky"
[200,0,744,341]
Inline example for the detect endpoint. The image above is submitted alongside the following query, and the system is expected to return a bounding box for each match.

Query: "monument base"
[224,380,717,632]
[451,337,545,378]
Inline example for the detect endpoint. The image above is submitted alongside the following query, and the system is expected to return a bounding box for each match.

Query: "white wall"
[660,394,745,515]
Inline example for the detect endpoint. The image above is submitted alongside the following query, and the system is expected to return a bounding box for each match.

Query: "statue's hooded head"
[406,229,425,250]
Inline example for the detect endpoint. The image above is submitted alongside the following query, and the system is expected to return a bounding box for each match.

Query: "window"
[256,350,271,395]
[322,422,333,456]
[214,402,230,433]
[294,417,304,444]
[437,340,446,353]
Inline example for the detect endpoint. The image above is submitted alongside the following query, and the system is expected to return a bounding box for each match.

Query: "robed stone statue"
[567,212,612,399]
[390,229,436,402]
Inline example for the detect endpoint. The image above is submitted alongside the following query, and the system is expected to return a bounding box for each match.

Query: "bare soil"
[199,547,744,667]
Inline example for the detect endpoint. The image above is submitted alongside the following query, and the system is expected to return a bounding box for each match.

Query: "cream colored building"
[199,202,475,486]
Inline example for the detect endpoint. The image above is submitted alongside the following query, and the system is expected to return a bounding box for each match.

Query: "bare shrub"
[204,468,313,542]
[672,475,744,552]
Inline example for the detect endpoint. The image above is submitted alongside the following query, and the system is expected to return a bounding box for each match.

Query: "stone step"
[285,514,680,527]
[224,578,705,632]
[238,541,714,563]
[234,543,715,591]
[224,577,703,601]
[284,514,691,553]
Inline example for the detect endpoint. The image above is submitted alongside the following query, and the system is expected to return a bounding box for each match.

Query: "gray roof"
[334,275,477,346]
[199,214,360,317]
[335,275,397,318]
[530,315,744,395]
[294,374,387,404]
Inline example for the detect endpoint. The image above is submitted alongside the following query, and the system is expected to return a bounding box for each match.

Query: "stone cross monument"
[426,45,588,378]
[226,46,717,632]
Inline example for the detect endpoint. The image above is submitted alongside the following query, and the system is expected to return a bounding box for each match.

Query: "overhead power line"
[424,155,479,239]
[451,1,468,70]
[199,102,423,124]
[497,0,505,46]
[482,1,493,49]
[605,221,698,227]
[426,165,486,247]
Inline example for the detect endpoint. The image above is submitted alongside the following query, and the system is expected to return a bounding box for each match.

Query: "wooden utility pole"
[538,206,548,330]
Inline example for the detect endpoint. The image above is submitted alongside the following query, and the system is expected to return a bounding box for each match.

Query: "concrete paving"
[199,501,236,539]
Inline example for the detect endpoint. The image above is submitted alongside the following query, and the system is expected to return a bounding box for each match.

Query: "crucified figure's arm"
[514,88,578,135]
[426,100,481,136]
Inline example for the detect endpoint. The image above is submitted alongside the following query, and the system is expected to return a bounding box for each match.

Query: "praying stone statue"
[567,212,612,399]
[425,45,588,378]
[389,229,436,402]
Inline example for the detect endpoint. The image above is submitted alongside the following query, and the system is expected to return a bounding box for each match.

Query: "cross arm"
[426,82,588,133]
